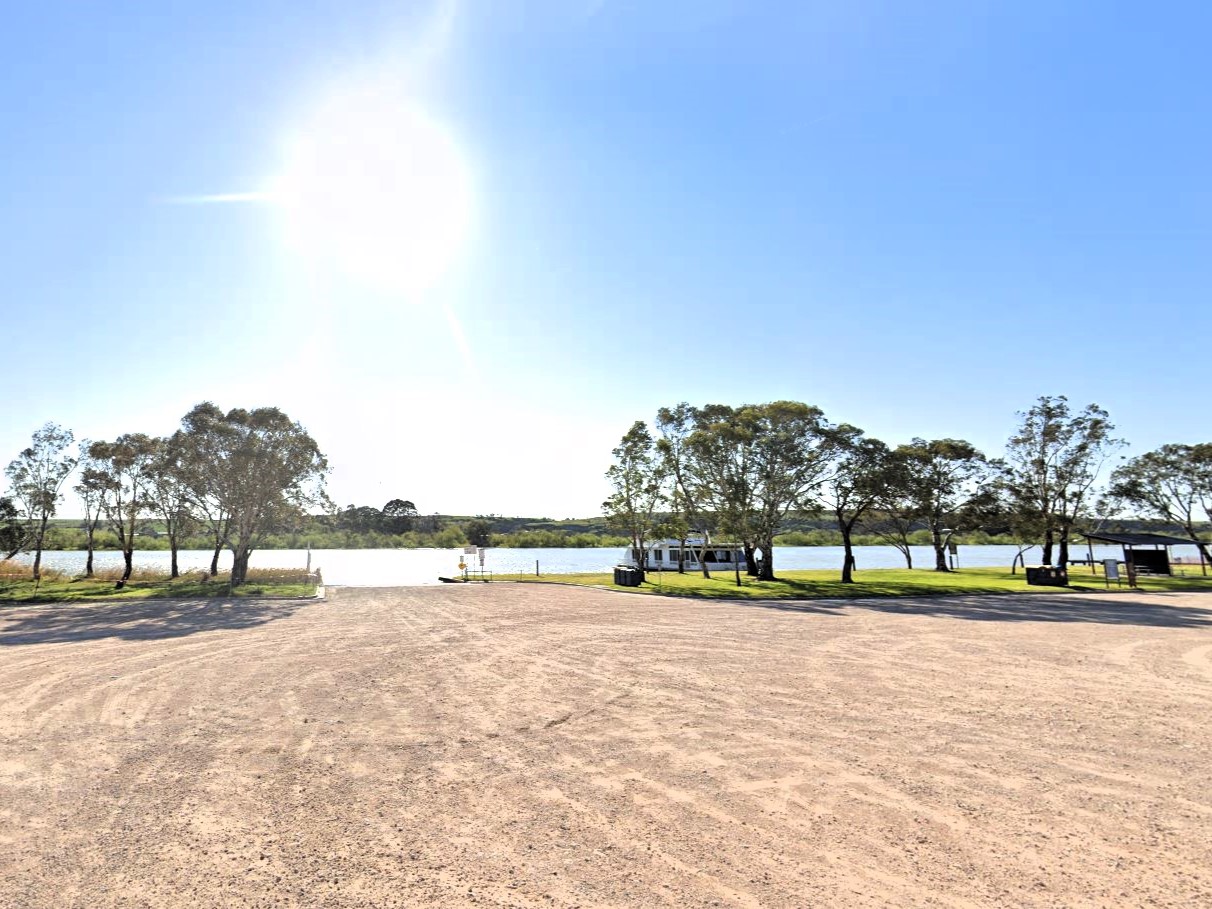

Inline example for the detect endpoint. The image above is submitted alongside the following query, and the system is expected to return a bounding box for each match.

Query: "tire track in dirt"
[3,585,1212,908]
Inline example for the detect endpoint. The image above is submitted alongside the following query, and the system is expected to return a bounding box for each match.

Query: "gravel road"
[3,584,1211,907]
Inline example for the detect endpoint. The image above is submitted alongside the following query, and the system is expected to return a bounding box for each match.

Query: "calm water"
[11,544,1133,587]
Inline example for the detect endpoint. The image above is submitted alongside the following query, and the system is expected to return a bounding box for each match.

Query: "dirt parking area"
[2,585,1211,908]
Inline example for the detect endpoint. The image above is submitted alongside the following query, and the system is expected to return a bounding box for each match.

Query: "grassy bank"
[496,566,1212,600]
[0,565,319,605]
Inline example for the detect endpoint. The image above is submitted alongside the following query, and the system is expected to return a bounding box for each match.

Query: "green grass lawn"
[0,571,318,605]
[495,566,1212,600]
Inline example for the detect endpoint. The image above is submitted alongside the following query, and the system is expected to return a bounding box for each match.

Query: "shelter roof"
[1079,531,1197,547]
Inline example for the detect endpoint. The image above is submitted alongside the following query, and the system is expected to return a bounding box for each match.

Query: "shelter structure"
[1077,531,1205,577]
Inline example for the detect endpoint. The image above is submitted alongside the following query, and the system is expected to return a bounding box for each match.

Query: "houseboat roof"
[652,539,743,547]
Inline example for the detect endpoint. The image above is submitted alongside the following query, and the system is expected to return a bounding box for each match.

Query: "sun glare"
[273,89,473,296]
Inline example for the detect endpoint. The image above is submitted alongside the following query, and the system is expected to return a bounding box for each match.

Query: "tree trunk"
[84,528,95,578]
[698,539,712,578]
[1056,528,1070,569]
[1011,548,1028,574]
[757,541,775,581]
[932,529,949,572]
[116,548,134,588]
[1197,540,1212,572]
[1042,528,1054,566]
[232,548,252,586]
[170,542,179,579]
[903,545,913,569]
[677,537,686,574]
[31,513,49,580]
[210,539,222,576]
[840,523,856,583]
[744,543,758,577]
[1179,520,1212,573]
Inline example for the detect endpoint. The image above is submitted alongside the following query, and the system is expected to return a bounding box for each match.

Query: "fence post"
[535,560,539,577]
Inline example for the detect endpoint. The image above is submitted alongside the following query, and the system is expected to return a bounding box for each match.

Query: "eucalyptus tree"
[687,404,759,574]
[603,421,668,582]
[73,440,106,578]
[690,401,832,581]
[868,447,920,568]
[87,434,159,587]
[819,428,892,583]
[4,423,78,580]
[1108,443,1212,567]
[189,405,330,586]
[146,436,196,579]
[656,403,713,576]
[896,438,997,572]
[381,498,418,534]
[175,403,234,575]
[1004,396,1123,566]
[748,401,834,580]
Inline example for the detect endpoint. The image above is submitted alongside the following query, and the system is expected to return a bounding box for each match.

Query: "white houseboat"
[624,540,747,572]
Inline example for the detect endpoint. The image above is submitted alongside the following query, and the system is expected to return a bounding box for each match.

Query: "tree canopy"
[179,404,329,585]
[1004,396,1122,566]
[819,427,893,582]
[4,423,78,579]
[1109,444,1212,565]
[603,421,668,581]
[86,433,160,586]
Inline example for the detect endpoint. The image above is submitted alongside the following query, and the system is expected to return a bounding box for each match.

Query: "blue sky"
[3,1,1209,518]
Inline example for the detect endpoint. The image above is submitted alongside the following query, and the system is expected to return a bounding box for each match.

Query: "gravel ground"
[2,584,1211,908]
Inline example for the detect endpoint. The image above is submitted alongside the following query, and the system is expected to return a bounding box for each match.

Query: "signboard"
[478,547,486,566]
[464,546,478,555]
[1103,559,1120,580]
[947,540,958,556]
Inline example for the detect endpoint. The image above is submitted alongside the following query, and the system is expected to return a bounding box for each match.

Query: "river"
[7,544,1138,587]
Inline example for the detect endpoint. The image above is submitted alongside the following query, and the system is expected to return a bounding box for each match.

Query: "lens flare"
[273,89,474,297]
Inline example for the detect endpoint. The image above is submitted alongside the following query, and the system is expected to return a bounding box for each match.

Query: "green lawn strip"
[0,578,317,605]
[495,566,1212,600]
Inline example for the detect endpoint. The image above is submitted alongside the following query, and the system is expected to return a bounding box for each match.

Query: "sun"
[273,88,474,296]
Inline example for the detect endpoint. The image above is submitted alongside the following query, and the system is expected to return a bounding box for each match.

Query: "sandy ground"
[2,585,1211,909]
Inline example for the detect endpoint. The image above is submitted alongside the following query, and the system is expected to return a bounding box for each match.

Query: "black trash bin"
[614,566,642,587]
[1025,566,1068,587]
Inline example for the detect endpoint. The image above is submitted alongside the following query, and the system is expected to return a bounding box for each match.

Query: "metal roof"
[1079,531,1199,547]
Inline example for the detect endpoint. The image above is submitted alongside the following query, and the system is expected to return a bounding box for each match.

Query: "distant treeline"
[33,514,631,551]
[33,513,1206,553]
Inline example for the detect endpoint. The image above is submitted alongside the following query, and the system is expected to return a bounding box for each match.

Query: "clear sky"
[4,1,1209,519]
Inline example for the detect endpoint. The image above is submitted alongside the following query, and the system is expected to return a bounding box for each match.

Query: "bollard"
[535,559,540,577]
